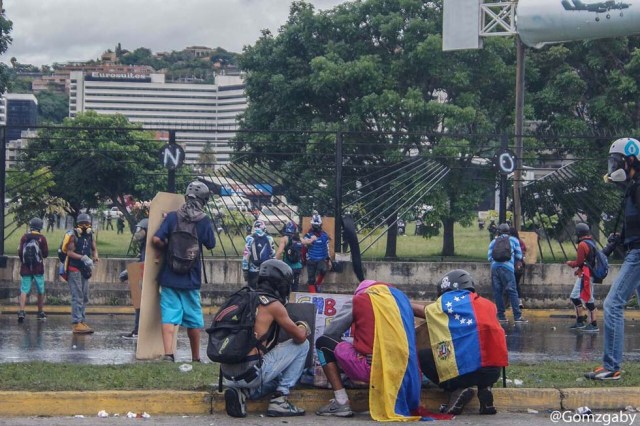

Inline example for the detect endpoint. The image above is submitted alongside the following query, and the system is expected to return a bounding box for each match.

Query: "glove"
[119,270,128,282]
[295,320,311,337]
[80,255,94,268]
[602,242,617,257]
[607,233,621,245]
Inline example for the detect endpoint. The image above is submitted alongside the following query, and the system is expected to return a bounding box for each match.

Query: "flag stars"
[454,296,460,302]
[466,319,473,326]
[448,308,454,314]
[446,301,453,308]
[454,314,460,320]
[459,318,466,325]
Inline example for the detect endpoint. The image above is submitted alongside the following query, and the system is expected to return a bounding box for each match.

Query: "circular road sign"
[493,149,516,175]
[159,143,185,170]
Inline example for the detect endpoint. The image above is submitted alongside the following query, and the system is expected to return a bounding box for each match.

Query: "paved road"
[2,312,640,364]
[2,411,638,426]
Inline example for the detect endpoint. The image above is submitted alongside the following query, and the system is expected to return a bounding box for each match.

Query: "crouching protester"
[315,280,424,421]
[412,269,508,416]
[209,259,310,418]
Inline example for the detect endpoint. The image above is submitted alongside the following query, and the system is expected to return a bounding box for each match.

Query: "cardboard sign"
[292,292,353,387]
[137,192,185,360]
[126,262,144,310]
[519,231,539,264]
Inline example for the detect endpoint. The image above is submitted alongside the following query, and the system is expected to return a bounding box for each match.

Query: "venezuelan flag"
[366,285,422,422]
[425,290,508,383]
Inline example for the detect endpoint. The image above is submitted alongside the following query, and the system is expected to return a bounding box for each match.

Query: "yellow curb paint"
[0,391,210,417]
[562,387,640,410]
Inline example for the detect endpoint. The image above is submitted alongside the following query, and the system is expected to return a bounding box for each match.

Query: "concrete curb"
[1,387,638,417]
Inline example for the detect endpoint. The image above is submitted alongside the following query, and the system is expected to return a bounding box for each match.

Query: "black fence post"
[168,130,176,193]
[0,126,7,265]
[334,131,343,254]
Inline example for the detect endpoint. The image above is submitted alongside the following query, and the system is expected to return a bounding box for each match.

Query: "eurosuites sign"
[86,72,152,82]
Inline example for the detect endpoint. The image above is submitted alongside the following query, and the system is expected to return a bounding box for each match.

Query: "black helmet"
[257,259,293,303]
[29,217,43,231]
[576,222,590,238]
[437,269,476,297]
[498,223,510,234]
[185,181,210,203]
[77,213,91,224]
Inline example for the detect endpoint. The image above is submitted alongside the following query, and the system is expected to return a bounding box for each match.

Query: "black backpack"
[167,216,200,275]
[284,238,302,264]
[206,287,263,364]
[250,233,271,267]
[23,234,43,270]
[491,236,512,262]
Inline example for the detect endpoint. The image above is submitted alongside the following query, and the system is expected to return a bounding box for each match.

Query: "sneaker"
[446,387,475,415]
[224,387,247,418]
[81,322,94,333]
[581,323,599,333]
[570,321,587,329]
[17,310,25,323]
[267,392,305,417]
[161,354,175,362]
[514,317,528,323]
[121,332,138,339]
[316,399,354,417]
[477,387,497,415]
[37,311,47,321]
[584,366,621,380]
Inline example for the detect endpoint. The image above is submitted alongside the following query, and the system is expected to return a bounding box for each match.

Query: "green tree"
[0,11,13,94]
[36,90,69,123]
[238,0,515,256]
[198,141,217,175]
[18,112,166,230]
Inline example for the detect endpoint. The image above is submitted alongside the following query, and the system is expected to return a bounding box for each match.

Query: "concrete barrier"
[0,257,620,308]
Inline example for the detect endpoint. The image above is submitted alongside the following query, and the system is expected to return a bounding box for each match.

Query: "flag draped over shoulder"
[425,290,508,383]
[365,285,422,422]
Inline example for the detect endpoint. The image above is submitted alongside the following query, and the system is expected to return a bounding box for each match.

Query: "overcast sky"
[2,0,345,66]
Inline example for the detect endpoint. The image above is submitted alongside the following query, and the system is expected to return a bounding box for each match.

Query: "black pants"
[418,349,500,392]
[315,334,341,365]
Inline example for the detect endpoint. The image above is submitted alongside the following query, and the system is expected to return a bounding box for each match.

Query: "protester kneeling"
[208,259,310,418]
[315,280,422,421]
[412,269,508,415]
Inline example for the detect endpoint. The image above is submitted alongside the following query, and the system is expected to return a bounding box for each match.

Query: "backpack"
[206,287,263,364]
[250,233,271,267]
[491,236,512,262]
[284,238,303,264]
[584,239,609,283]
[57,230,93,281]
[167,216,200,275]
[57,230,75,264]
[22,235,43,270]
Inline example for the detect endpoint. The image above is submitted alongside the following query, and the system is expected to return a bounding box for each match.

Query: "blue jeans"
[223,339,309,398]
[491,266,522,320]
[68,271,89,324]
[602,248,640,372]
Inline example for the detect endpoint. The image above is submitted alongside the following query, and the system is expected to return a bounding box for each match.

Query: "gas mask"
[76,224,92,235]
[606,153,628,183]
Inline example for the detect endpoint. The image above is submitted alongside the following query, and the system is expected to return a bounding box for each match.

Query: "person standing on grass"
[17,217,49,323]
[584,137,640,381]
[565,223,599,333]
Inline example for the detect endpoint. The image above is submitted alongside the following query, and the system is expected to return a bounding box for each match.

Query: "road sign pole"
[168,130,176,193]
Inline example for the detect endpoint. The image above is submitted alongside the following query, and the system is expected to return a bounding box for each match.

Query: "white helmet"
[607,138,640,182]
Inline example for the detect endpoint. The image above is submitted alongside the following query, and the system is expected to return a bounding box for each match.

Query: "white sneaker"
[316,399,353,417]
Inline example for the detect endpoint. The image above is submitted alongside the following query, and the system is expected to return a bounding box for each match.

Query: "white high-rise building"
[69,71,246,165]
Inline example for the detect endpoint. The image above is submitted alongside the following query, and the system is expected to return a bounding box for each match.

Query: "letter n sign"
[160,144,185,170]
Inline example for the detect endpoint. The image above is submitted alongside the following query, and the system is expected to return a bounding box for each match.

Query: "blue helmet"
[284,221,298,236]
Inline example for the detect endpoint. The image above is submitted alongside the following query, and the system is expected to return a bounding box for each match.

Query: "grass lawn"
[3,220,585,262]
[0,361,638,391]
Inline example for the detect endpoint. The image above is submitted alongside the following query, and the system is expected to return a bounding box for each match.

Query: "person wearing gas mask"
[221,259,310,418]
[120,218,149,339]
[585,137,640,380]
[65,213,99,334]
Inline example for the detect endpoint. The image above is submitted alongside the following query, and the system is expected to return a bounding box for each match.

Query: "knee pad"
[571,298,583,307]
[586,302,596,312]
